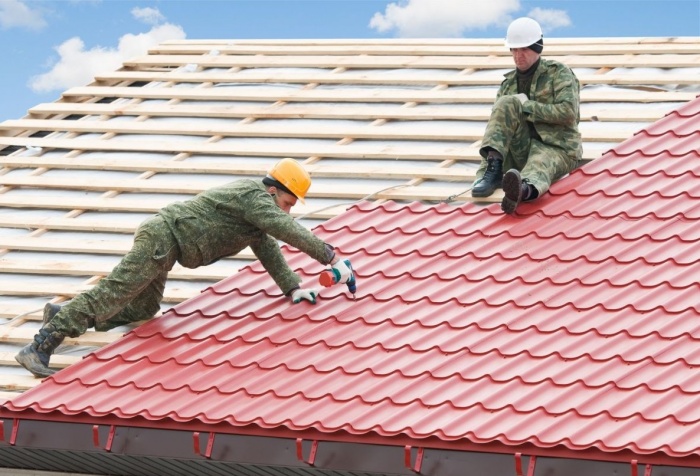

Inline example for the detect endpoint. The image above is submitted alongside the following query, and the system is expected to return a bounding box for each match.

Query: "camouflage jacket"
[158,179,332,294]
[497,57,583,159]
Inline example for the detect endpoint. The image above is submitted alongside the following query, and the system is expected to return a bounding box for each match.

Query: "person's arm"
[243,188,335,265]
[521,65,579,127]
[250,234,302,295]
[243,187,354,296]
[251,235,325,303]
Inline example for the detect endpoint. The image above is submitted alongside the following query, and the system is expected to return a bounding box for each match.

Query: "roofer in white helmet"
[16,158,355,378]
[471,17,582,214]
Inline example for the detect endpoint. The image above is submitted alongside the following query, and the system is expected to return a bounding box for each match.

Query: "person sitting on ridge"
[471,16,582,214]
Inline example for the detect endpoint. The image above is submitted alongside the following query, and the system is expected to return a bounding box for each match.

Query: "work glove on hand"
[291,287,320,304]
[513,93,528,105]
[330,257,353,284]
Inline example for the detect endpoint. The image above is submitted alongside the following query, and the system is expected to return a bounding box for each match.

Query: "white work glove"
[330,258,352,284]
[291,287,320,304]
[513,93,528,105]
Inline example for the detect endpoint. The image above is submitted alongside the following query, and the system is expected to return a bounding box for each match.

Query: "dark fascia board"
[1,419,700,476]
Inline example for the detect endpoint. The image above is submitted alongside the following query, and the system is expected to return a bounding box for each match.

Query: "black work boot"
[501,169,529,215]
[471,155,503,198]
[42,303,62,326]
[15,324,65,378]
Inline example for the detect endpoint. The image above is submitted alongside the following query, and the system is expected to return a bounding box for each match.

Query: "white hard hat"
[505,17,543,48]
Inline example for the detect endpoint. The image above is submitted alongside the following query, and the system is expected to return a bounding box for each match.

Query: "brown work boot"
[42,303,62,326]
[501,169,527,214]
[15,324,65,378]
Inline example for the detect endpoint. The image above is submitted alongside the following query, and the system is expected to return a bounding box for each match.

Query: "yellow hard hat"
[267,158,311,204]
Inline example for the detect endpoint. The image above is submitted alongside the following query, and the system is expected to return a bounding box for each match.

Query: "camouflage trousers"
[477,95,578,195]
[50,216,179,337]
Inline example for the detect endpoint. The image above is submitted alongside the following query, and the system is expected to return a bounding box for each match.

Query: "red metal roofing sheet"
[2,95,700,465]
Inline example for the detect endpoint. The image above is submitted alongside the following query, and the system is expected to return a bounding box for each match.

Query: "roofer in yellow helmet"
[16,157,353,378]
[265,157,311,204]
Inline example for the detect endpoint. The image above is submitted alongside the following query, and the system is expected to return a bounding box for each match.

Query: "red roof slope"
[3,96,700,466]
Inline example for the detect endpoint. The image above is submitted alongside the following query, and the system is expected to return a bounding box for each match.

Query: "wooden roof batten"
[0,36,697,401]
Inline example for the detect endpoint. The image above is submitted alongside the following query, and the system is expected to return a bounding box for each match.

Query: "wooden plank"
[0,282,196,302]
[28,101,674,123]
[0,177,493,206]
[0,235,253,261]
[95,70,700,87]
[0,118,638,142]
[0,176,219,198]
[0,304,44,320]
[0,195,352,219]
[0,391,30,401]
[0,213,353,237]
[122,53,700,69]
[0,136,612,163]
[0,258,236,281]
[0,327,122,347]
[0,215,142,233]
[0,156,475,181]
[63,85,501,104]
[96,70,491,86]
[0,175,452,200]
[0,351,80,369]
[61,85,694,104]
[0,303,164,322]
[147,42,700,56]
[0,136,487,161]
[0,195,170,213]
[0,235,135,254]
[1,118,495,141]
[0,236,255,260]
[0,373,43,391]
[161,37,700,46]
[31,101,497,121]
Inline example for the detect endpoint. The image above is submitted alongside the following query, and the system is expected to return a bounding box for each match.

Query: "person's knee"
[97,302,159,331]
[494,95,521,110]
[50,310,91,338]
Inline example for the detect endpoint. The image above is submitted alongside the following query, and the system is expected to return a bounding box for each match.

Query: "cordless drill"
[319,259,357,299]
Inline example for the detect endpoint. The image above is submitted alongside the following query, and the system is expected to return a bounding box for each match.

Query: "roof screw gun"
[319,259,357,300]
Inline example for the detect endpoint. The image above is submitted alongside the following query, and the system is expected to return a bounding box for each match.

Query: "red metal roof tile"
[611,132,700,156]
[3,96,700,466]
[673,98,700,117]
[582,150,700,177]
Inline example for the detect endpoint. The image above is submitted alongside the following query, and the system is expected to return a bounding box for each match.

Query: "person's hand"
[513,93,528,105]
[330,259,352,284]
[291,287,320,304]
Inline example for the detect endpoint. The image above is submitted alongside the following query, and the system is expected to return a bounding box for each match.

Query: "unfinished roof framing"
[0,36,697,401]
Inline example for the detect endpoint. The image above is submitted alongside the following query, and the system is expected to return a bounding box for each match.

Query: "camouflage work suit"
[476,57,583,195]
[50,179,333,337]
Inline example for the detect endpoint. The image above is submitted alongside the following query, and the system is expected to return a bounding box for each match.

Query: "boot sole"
[501,170,522,215]
[15,346,56,378]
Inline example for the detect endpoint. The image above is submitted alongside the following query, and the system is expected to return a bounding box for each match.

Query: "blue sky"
[0,0,698,121]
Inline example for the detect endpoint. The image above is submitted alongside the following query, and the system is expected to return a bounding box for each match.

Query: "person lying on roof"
[16,158,353,378]
[471,17,582,214]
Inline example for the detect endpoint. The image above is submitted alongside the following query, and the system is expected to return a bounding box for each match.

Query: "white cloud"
[369,0,521,37]
[29,23,186,93]
[131,6,165,25]
[0,0,47,30]
[527,7,572,33]
[118,23,185,59]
